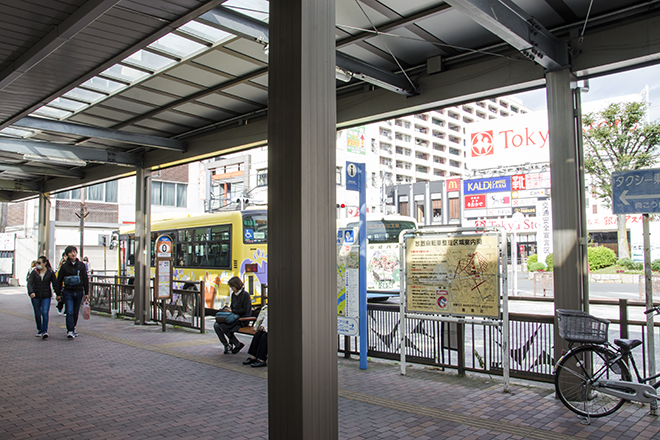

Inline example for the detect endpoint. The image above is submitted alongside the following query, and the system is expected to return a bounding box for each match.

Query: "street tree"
[583,100,660,258]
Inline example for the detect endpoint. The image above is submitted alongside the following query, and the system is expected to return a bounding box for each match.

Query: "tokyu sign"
[468,112,549,169]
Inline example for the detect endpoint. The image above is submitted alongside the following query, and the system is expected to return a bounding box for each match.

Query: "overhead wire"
[336,24,526,62]
[351,0,419,94]
[577,0,595,47]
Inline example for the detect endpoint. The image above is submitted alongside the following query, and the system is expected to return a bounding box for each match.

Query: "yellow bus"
[119,209,267,311]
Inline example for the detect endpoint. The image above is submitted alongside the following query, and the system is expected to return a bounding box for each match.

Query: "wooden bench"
[237,317,257,335]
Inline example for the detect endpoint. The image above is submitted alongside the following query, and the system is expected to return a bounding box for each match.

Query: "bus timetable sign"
[612,169,660,214]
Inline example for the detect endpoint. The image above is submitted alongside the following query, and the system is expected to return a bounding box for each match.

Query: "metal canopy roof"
[0,0,659,202]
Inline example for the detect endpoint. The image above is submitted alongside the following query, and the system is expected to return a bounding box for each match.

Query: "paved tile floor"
[2,286,660,439]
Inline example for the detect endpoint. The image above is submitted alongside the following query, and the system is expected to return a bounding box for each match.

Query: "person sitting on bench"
[243,305,268,368]
[214,276,251,354]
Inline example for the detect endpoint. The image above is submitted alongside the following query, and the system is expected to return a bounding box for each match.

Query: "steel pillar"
[546,68,589,360]
[37,193,50,258]
[134,167,152,325]
[267,0,337,438]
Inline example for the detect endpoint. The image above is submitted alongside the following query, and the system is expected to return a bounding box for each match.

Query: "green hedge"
[529,262,547,272]
[617,258,643,271]
[653,259,660,272]
[545,253,553,271]
[588,246,617,271]
[526,254,538,271]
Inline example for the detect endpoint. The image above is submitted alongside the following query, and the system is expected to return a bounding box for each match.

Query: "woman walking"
[27,256,57,339]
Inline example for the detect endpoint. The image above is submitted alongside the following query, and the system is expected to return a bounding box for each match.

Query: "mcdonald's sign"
[446,178,460,193]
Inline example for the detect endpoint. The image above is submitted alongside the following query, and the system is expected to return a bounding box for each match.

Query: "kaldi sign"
[464,176,511,194]
[468,112,550,169]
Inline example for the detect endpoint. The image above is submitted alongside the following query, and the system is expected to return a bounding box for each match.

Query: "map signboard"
[337,244,359,336]
[405,233,500,318]
[612,169,660,214]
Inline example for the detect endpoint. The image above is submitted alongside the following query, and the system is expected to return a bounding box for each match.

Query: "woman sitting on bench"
[214,276,251,354]
[243,305,268,368]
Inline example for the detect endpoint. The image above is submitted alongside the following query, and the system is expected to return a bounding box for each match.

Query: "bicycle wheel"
[555,345,631,418]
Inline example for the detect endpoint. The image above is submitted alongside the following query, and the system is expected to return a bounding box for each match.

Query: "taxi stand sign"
[612,168,660,390]
[612,169,660,214]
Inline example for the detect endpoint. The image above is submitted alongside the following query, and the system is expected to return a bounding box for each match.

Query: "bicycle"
[554,307,660,420]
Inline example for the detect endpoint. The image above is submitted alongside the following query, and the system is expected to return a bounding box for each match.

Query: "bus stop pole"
[359,163,368,370]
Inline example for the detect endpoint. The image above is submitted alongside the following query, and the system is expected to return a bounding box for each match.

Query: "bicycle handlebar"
[644,305,660,315]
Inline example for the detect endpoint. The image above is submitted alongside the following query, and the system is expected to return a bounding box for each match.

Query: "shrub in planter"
[652,259,660,272]
[617,258,635,269]
[588,246,617,271]
[545,253,553,271]
[529,262,547,272]
[526,254,538,271]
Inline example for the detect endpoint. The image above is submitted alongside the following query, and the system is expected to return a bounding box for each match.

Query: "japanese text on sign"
[406,234,500,318]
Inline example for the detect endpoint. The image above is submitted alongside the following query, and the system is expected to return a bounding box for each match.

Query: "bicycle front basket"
[556,309,609,344]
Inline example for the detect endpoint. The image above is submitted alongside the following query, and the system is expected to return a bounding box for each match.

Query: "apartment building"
[336,96,530,217]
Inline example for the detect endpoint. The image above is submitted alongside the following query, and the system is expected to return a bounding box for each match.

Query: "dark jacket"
[223,288,251,332]
[55,258,89,296]
[230,288,252,318]
[27,269,56,299]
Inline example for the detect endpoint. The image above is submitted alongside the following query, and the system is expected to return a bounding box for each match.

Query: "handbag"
[83,301,90,320]
[215,310,238,324]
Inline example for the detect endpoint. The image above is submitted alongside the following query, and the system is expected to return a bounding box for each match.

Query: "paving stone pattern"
[2,287,660,439]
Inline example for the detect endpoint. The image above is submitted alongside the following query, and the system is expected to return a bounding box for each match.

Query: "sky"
[508,64,660,122]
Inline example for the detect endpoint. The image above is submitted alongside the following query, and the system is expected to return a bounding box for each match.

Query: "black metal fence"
[338,297,660,383]
[88,276,660,385]
[88,276,206,333]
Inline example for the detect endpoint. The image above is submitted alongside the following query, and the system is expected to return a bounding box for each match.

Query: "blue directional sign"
[337,316,359,336]
[612,169,660,214]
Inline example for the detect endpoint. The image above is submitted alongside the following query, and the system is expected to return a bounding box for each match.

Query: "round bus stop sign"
[156,235,172,258]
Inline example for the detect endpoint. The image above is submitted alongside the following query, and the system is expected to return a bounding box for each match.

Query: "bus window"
[127,235,135,266]
[175,229,194,266]
[243,213,267,243]
[194,228,209,266]
[183,225,232,268]
[346,220,416,243]
[208,225,231,268]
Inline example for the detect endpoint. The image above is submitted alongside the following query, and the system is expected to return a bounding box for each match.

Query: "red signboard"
[511,174,526,190]
[464,194,486,209]
[446,178,461,193]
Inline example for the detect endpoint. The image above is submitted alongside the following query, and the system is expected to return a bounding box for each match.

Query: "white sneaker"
[35,332,42,337]
[41,332,49,339]
[57,309,63,316]
[67,331,75,339]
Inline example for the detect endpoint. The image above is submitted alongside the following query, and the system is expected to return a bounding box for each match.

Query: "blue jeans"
[62,290,83,332]
[31,297,51,333]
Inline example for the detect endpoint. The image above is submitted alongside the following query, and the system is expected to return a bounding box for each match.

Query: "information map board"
[405,233,500,318]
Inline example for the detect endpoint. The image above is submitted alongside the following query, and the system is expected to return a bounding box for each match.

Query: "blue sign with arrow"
[612,169,660,214]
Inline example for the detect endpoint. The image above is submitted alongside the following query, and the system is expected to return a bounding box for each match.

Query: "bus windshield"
[345,220,415,243]
[243,213,267,244]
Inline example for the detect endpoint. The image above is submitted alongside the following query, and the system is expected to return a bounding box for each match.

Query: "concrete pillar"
[268,0,337,438]
[546,69,589,358]
[134,167,152,325]
[37,192,50,258]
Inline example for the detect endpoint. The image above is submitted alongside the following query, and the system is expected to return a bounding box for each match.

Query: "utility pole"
[75,188,90,259]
